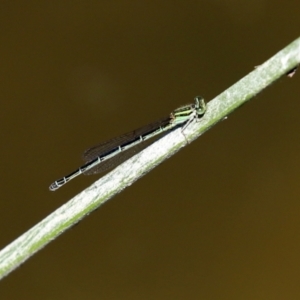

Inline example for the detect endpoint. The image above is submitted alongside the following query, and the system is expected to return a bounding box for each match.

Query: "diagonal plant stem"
[0,37,299,280]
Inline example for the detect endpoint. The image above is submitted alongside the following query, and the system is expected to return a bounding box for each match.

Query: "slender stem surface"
[0,37,299,280]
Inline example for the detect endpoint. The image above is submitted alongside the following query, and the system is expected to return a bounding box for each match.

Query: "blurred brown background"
[1,1,300,299]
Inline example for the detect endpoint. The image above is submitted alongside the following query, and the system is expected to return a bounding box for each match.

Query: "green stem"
[0,37,299,280]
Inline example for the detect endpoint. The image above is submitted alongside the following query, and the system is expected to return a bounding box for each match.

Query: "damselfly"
[49,96,206,191]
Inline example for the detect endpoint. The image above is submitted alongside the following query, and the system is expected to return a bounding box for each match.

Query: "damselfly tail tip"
[49,182,59,192]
